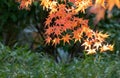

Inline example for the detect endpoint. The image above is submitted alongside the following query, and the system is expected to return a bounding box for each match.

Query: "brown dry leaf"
[89,5,106,25]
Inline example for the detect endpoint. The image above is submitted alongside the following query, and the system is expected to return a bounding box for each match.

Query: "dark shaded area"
[0,0,48,47]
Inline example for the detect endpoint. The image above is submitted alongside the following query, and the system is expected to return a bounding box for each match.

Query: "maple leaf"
[17,0,33,10]
[85,30,94,38]
[41,0,49,9]
[97,31,109,39]
[107,0,120,11]
[45,36,52,44]
[58,4,66,12]
[86,49,96,55]
[93,41,102,50]
[64,22,73,30]
[45,27,53,35]
[52,37,60,46]
[53,26,62,36]
[71,22,78,29]
[75,0,92,13]
[82,39,92,49]
[100,44,110,52]
[100,44,114,52]
[45,18,51,26]
[55,18,66,25]
[72,30,82,43]
[62,34,71,44]
[108,44,114,51]
[48,13,55,20]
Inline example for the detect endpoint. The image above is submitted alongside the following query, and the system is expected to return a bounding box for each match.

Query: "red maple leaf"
[45,36,52,44]
[45,27,53,35]
[69,0,76,3]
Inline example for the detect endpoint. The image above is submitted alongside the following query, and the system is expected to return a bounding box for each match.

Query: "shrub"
[0,43,120,78]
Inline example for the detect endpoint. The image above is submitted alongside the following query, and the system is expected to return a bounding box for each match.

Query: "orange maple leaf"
[85,30,94,38]
[52,37,60,46]
[62,34,71,44]
[45,36,52,44]
[72,30,82,42]
[53,26,62,36]
[17,0,33,10]
[95,0,105,8]
[107,0,120,11]
[45,18,51,26]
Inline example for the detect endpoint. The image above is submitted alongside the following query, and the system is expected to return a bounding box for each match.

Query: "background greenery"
[0,43,120,78]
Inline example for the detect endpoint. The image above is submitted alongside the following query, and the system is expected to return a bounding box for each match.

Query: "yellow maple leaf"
[75,0,92,13]
[86,49,96,55]
[107,0,120,11]
[100,45,109,52]
[41,0,57,13]
[108,44,114,51]
[93,41,102,50]
[82,39,92,49]
[95,0,105,8]
[97,31,109,39]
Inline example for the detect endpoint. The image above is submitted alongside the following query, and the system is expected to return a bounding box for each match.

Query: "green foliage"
[0,0,47,46]
[0,43,120,78]
[0,0,29,45]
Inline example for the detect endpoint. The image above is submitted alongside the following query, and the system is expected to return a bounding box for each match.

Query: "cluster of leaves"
[44,4,113,54]
[16,0,120,54]
[0,43,120,78]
